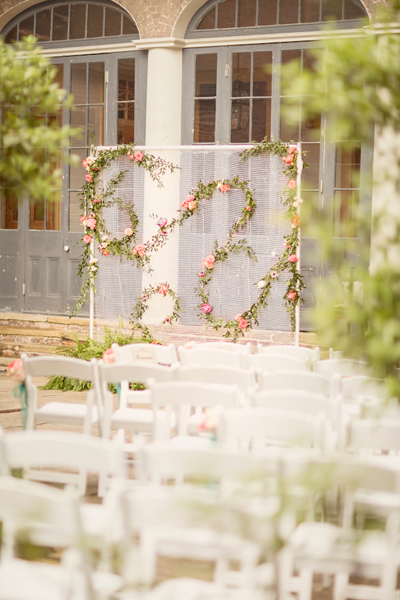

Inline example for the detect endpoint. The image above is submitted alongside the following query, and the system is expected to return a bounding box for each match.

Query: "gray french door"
[182,42,372,329]
[0,50,144,315]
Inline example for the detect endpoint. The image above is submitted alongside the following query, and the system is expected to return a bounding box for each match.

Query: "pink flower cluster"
[281,145,299,165]
[102,348,115,364]
[7,358,25,383]
[158,283,169,296]
[181,195,197,210]
[217,182,230,193]
[157,217,168,228]
[235,314,248,330]
[203,255,215,270]
[287,290,297,301]
[288,254,298,263]
[202,303,213,314]
[133,244,146,257]
[125,228,133,237]
[127,151,143,162]
[83,234,92,244]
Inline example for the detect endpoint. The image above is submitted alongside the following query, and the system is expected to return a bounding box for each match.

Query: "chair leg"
[333,572,349,600]
[298,569,313,600]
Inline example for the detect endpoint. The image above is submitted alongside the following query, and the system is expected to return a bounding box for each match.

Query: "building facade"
[0,0,381,325]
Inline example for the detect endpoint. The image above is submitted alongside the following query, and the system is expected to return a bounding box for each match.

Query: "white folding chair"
[341,417,400,454]
[112,342,178,365]
[0,428,125,496]
[98,361,178,440]
[257,344,320,367]
[315,358,368,378]
[21,353,102,435]
[219,408,326,451]
[120,485,261,590]
[148,379,241,441]
[190,341,253,353]
[258,369,339,398]
[178,346,250,369]
[247,354,312,373]
[341,376,386,403]
[176,365,257,407]
[0,476,122,600]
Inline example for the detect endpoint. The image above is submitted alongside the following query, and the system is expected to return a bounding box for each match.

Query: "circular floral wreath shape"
[130,283,183,340]
[195,141,305,340]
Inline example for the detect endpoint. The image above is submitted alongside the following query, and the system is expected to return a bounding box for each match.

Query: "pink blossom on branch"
[85,174,93,183]
[102,348,115,364]
[202,303,213,314]
[83,235,92,244]
[134,151,143,162]
[157,217,168,228]
[7,359,25,383]
[132,244,146,257]
[158,283,169,296]
[288,254,298,263]
[288,179,296,190]
[203,255,216,270]
[238,318,248,330]
[86,218,97,230]
[287,290,297,301]
[125,228,133,236]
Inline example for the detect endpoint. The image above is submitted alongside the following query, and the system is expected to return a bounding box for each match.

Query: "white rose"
[258,280,266,289]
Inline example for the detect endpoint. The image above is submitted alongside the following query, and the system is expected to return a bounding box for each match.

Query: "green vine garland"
[72,139,306,340]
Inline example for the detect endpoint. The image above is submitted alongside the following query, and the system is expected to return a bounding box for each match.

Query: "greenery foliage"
[41,324,155,392]
[280,0,400,399]
[0,36,75,201]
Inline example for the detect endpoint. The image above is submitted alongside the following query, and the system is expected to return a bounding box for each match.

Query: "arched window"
[3,1,138,45]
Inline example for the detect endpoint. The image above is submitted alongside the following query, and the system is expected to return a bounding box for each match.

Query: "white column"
[141,46,183,324]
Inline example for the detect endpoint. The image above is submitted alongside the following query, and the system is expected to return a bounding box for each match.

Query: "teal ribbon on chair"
[116,383,121,407]
[13,383,27,429]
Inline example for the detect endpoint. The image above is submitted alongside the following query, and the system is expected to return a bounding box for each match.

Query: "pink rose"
[127,153,134,160]
[288,179,296,190]
[202,303,213,314]
[198,272,205,277]
[181,200,189,209]
[86,218,97,230]
[287,290,297,301]
[285,155,294,165]
[157,217,168,228]
[238,318,248,330]
[289,145,298,154]
[93,198,99,204]
[102,249,110,256]
[80,214,87,223]
[288,254,298,263]
[82,159,87,168]
[203,255,216,270]
[134,151,143,162]
[163,317,170,324]
[7,359,25,382]
[188,200,197,210]
[246,206,251,211]
[85,174,93,183]
[220,184,230,193]
[158,283,169,296]
[102,348,115,364]
[133,244,146,257]
[125,228,133,236]
[235,314,242,322]
[186,194,195,203]
[83,235,92,244]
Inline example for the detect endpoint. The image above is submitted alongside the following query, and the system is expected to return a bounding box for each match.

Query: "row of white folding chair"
[0,475,123,600]
[257,343,320,367]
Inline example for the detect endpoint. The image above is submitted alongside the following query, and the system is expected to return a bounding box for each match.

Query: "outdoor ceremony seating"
[188,341,253,353]
[257,344,320,368]
[0,476,123,600]
[21,353,103,436]
[258,369,339,398]
[112,342,179,365]
[246,353,312,373]
[315,358,369,378]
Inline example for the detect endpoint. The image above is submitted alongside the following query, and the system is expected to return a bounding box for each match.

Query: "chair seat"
[35,403,99,426]
[111,408,176,433]
[0,558,123,600]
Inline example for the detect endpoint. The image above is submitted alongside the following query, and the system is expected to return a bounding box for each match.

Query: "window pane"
[105,8,122,36]
[52,5,68,41]
[197,8,216,29]
[301,0,320,22]
[335,144,361,188]
[253,52,272,96]
[118,102,135,143]
[252,98,271,141]
[5,26,17,44]
[301,143,320,189]
[88,106,104,146]
[344,0,365,19]
[30,198,45,230]
[334,190,359,237]
[232,53,251,97]
[279,0,299,23]
[70,4,86,39]
[71,64,87,105]
[280,96,300,141]
[231,99,250,143]
[69,149,86,189]
[258,0,277,25]
[71,107,86,147]
[69,191,82,232]
[52,64,64,89]
[1,191,18,229]
[19,16,34,38]
[322,0,343,20]
[47,191,61,231]
[119,59,135,101]
[238,0,257,27]
[194,99,216,143]
[35,9,51,41]
[282,49,302,77]
[301,105,320,142]
[301,190,319,236]
[218,0,236,28]
[123,15,138,35]
[88,63,104,104]
[87,5,104,37]
[195,54,217,97]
